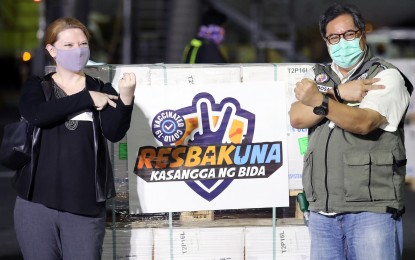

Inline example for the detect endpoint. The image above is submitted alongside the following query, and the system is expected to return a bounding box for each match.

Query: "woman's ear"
[45,44,56,58]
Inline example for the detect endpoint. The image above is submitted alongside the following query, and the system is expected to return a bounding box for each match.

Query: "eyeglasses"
[325,30,361,45]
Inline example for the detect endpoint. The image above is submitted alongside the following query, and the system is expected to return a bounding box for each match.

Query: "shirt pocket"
[343,151,395,202]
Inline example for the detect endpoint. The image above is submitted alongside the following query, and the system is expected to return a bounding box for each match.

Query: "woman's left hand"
[118,73,136,105]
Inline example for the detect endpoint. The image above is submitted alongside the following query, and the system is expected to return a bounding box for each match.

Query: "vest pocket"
[302,150,316,201]
[369,151,395,201]
[343,151,395,202]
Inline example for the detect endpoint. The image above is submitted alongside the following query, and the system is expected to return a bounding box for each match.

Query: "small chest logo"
[315,73,329,84]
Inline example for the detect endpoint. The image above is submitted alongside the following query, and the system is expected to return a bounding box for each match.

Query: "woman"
[13,17,136,259]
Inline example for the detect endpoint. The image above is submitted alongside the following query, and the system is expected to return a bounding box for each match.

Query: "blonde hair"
[44,17,90,46]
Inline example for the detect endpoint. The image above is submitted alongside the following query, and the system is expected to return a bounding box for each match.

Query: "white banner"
[126,81,289,213]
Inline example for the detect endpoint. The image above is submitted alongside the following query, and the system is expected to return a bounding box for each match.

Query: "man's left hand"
[338,78,385,102]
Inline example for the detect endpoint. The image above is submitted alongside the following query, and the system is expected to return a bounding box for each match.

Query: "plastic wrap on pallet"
[102,222,310,260]
[103,228,153,260]
[405,126,415,179]
[150,64,241,86]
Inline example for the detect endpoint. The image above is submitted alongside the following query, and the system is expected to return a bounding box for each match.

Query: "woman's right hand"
[89,91,118,110]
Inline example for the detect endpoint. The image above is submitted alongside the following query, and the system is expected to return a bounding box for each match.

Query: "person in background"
[14,17,136,259]
[290,3,412,260]
[182,7,228,64]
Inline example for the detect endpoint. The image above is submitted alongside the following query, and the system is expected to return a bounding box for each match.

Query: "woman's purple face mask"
[54,47,90,72]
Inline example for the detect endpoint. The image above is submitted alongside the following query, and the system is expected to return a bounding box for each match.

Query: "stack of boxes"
[85,60,415,259]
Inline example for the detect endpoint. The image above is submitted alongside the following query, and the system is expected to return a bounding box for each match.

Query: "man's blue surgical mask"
[329,37,363,68]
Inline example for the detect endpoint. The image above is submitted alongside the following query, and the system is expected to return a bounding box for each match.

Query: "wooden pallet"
[180,210,215,222]
[406,177,415,192]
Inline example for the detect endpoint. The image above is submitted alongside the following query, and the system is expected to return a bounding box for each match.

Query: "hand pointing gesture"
[338,78,385,102]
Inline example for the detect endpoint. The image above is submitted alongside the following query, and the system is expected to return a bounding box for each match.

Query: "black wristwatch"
[313,94,329,116]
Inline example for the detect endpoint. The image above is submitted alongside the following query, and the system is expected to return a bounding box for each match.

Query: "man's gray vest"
[303,49,413,216]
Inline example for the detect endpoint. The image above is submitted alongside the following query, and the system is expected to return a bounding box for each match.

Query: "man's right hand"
[294,78,325,108]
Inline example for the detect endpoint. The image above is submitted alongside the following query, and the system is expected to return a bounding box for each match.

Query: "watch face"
[313,106,327,116]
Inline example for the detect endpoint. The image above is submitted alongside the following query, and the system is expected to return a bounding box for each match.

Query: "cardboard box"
[153,227,245,259]
[102,222,310,260]
[103,228,153,260]
[245,225,310,260]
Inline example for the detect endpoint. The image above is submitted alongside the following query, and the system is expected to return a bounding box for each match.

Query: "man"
[182,7,227,64]
[290,3,413,260]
